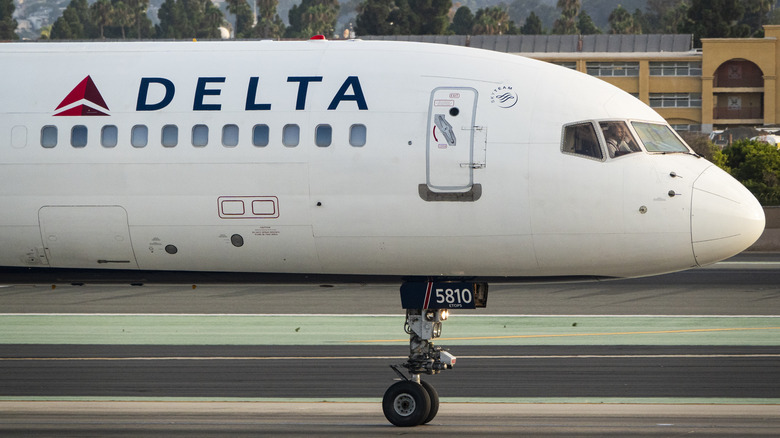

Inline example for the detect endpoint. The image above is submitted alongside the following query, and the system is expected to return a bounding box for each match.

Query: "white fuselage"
[0,40,765,279]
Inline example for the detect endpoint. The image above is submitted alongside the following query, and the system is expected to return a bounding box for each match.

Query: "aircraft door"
[39,206,139,269]
[426,87,478,192]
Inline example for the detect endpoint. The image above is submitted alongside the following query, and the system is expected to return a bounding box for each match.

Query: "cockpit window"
[562,122,603,160]
[599,121,641,158]
[631,122,690,153]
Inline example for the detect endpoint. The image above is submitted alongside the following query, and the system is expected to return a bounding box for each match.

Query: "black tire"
[420,380,439,424]
[382,381,431,427]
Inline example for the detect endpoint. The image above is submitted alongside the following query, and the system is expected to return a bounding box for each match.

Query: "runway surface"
[1,253,779,436]
[4,402,780,437]
[1,345,779,399]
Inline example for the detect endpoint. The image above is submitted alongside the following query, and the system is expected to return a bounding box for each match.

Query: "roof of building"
[358,34,694,53]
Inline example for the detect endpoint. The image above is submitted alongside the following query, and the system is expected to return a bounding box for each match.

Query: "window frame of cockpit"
[562,119,693,161]
[560,121,605,162]
[597,120,644,159]
[629,120,693,154]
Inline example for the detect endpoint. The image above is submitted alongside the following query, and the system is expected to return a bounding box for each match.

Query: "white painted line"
[1,313,779,317]
[2,354,779,361]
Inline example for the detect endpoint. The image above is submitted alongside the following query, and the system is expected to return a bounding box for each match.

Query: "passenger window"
[162,124,178,147]
[222,124,239,147]
[101,125,118,148]
[562,122,602,160]
[253,124,269,147]
[350,124,366,147]
[41,126,58,148]
[131,125,148,148]
[283,124,299,147]
[600,121,641,158]
[71,125,88,148]
[315,124,332,147]
[192,124,208,147]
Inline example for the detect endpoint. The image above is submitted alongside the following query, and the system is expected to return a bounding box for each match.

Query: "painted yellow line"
[348,326,780,343]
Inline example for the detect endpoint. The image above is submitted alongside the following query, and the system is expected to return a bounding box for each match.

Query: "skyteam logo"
[54,76,110,116]
[490,85,518,109]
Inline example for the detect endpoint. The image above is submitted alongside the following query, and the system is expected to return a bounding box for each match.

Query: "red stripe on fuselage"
[423,282,433,308]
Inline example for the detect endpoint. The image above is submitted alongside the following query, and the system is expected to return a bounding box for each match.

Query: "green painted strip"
[1,396,779,405]
[1,315,779,345]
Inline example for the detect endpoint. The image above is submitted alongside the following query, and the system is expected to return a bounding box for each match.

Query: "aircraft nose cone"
[691,165,765,266]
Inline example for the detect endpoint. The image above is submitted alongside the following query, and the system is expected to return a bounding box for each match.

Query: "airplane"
[0,38,766,426]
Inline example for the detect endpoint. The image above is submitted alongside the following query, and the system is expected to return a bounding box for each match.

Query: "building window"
[131,125,148,148]
[252,124,269,147]
[349,124,366,147]
[101,125,118,148]
[315,124,332,147]
[41,126,57,148]
[670,124,701,133]
[649,61,702,77]
[192,124,208,147]
[283,124,299,147]
[162,124,178,147]
[553,61,577,70]
[71,125,88,148]
[222,124,239,147]
[649,93,702,108]
[586,62,639,77]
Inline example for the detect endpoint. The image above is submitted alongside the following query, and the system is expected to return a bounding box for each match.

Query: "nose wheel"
[382,380,432,427]
[383,281,487,427]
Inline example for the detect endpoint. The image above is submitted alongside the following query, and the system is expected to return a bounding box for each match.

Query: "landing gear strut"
[383,281,488,427]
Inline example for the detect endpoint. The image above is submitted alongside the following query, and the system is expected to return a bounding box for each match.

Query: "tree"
[91,0,113,38]
[0,0,18,40]
[355,0,451,36]
[287,0,339,38]
[680,132,721,163]
[520,11,543,35]
[742,0,774,37]
[51,0,95,39]
[355,0,395,35]
[642,0,688,33]
[157,0,224,39]
[226,0,254,38]
[721,139,780,205]
[680,0,751,46]
[608,5,641,34]
[410,0,450,35]
[450,5,473,35]
[111,1,131,38]
[124,0,153,39]
[254,0,286,38]
[577,10,601,34]
[472,6,513,35]
[552,0,579,35]
[508,0,557,33]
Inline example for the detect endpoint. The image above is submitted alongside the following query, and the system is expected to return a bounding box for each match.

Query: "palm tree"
[91,0,113,38]
[112,1,131,38]
[472,7,512,35]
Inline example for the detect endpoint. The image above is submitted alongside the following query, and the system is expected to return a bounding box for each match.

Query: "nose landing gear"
[383,281,487,427]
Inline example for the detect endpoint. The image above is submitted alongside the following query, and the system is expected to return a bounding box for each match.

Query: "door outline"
[425,87,478,192]
[38,205,139,269]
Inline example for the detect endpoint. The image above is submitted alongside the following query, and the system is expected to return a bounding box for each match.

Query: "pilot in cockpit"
[603,122,639,158]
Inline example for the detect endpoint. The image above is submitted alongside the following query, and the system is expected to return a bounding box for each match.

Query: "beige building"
[364,28,780,133]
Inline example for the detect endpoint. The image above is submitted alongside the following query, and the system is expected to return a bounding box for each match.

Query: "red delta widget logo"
[54,76,110,116]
